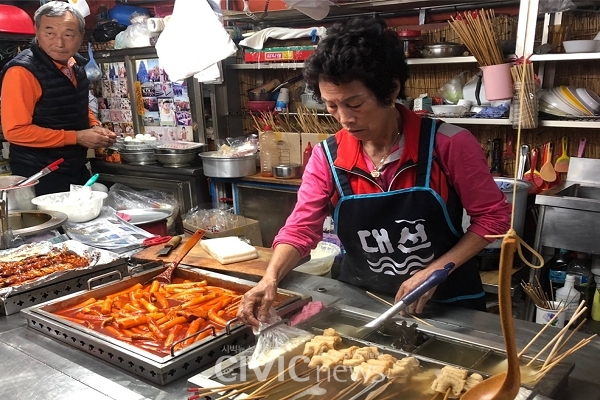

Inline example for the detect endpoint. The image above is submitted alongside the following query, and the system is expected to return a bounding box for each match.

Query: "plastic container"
[397,30,423,58]
[567,253,593,310]
[294,242,341,276]
[274,88,289,112]
[31,191,108,223]
[555,274,581,322]
[259,126,278,177]
[592,276,600,322]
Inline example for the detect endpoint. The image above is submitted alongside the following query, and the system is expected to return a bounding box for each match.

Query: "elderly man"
[0,1,116,195]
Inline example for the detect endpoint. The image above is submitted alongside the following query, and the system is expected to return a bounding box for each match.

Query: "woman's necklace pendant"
[370,169,381,178]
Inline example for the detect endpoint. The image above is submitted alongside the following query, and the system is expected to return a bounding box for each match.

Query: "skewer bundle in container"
[449,9,504,66]
[510,62,539,129]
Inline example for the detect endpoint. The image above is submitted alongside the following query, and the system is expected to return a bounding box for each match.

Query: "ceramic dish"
[574,87,600,114]
[562,40,599,53]
[539,99,569,116]
[541,89,584,116]
[557,86,593,116]
[430,105,467,117]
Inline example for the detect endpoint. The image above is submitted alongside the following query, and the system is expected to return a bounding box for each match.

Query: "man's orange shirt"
[1,59,99,148]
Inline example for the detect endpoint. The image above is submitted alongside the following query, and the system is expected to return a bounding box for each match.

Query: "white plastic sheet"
[155,0,237,82]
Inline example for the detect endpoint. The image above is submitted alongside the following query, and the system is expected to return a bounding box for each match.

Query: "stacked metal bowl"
[154,142,207,168]
[120,142,157,165]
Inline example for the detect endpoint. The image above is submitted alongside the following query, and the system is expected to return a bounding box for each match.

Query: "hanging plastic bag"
[85,44,102,81]
[248,308,314,369]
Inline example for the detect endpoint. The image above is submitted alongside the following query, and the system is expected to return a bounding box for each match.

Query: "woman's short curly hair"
[303,16,409,106]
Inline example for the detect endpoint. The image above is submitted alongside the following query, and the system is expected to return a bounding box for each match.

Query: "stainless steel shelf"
[227,56,477,70]
[539,120,600,128]
[531,52,600,62]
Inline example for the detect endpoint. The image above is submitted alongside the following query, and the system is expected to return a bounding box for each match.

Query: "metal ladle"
[461,237,520,400]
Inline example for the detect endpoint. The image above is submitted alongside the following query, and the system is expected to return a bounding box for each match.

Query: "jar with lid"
[397,30,423,58]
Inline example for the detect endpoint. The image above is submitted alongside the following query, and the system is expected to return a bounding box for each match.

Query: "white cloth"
[155,0,237,81]
[239,26,327,50]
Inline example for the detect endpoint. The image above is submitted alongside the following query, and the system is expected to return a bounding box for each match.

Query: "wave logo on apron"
[363,218,435,276]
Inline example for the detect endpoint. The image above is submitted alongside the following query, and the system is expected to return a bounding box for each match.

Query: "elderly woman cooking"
[237,16,511,327]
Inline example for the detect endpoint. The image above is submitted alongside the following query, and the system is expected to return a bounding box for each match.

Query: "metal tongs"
[8,158,64,188]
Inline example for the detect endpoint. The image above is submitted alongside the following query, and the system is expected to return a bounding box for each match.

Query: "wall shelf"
[539,120,600,128]
[531,52,600,62]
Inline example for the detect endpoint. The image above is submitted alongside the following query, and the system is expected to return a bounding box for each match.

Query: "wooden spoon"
[461,237,520,400]
[149,229,205,284]
[539,142,556,182]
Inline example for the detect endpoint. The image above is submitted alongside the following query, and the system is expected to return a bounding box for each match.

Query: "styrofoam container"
[431,105,467,117]
[31,191,108,223]
[294,241,341,276]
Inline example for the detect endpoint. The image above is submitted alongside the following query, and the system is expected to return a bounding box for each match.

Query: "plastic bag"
[105,183,179,230]
[248,308,314,370]
[115,13,159,49]
[539,0,576,13]
[85,44,102,81]
[92,21,126,42]
[438,72,466,104]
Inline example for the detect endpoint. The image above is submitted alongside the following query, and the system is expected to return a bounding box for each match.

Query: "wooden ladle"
[461,237,520,400]
[150,229,205,284]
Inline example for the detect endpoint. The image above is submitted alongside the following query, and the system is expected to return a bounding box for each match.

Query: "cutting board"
[132,238,272,277]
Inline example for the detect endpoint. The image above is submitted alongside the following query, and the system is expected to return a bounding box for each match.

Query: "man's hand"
[76,126,117,149]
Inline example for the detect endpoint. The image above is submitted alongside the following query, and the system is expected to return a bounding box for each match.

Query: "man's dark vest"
[0,40,90,172]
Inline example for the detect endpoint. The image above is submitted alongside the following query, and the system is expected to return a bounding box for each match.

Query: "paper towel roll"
[147,18,165,33]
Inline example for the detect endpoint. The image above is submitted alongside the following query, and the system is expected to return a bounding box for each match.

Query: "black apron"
[323,118,485,311]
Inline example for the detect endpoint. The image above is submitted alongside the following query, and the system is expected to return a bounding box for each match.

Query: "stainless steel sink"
[9,210,68,237]
[534,158,600,255]
[554,183,600,201]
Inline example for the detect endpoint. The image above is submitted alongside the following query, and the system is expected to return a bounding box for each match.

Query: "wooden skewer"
[535,334,597,377]
[442,387,452,400]
[518,302,570,358]
[254,367,317,397]
[549,318,587,360]
[365,379,395,400]
[329,380,362,400]
[526,303,587,366]
[190,380,257,395]
[365,291,433,327]
[213,379,265,400]
[247,358,304,397]
[428,392,441,400]
[277,377,328,400]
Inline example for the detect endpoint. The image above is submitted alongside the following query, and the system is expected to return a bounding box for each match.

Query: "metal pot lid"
[10,210,68,237]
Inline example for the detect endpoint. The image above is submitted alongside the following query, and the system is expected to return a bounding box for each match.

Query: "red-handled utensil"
[148,229,205,284]
[9,158,64,188]
[523,148,543,193]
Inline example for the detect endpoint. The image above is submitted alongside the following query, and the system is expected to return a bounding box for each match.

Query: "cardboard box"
[275,132,302,165]
[184,217,263,247]
[244,46,316,63]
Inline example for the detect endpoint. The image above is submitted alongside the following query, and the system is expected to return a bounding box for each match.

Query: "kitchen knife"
[157,236,182,256]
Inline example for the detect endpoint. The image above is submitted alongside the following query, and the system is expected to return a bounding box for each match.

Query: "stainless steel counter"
[1,270,599,400]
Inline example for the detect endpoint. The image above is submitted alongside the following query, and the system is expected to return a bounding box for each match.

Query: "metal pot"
[199,151,257,178]
[272,164,302,179]
[0,176,38,210]
[419,42,466,58]
[247,91,274,101]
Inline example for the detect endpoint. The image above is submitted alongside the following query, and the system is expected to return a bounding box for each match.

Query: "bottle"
[274,88,289,113]
[259,125,278,177]
[555,274,581,322]
[544,249,573,297]
[592,276,600,322]
[302,141,313,173]
[567,253,593,313]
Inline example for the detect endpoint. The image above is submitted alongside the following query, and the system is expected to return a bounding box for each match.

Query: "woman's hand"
[394,267,438,315]
[236,277,279,327]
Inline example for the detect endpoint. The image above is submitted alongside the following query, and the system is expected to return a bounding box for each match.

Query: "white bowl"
[540,89,584,116]
[431,105,467,117]
[575,87,600,114]
[294,241,341,276]
[32,191,108,223]
[562,40,599,53]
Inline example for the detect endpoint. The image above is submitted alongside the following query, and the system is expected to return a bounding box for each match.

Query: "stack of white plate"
[539,86,600,117]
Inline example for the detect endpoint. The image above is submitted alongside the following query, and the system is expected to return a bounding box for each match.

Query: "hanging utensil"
[577,137,587,157]
[554,137,570,173]
[9,158,64,188]
[84,173,100,187]
[461,237,520,400]
[351,262,454,338]
[523,147,542,193]
[271,75,303,93]
[502,132,516,162]
[539,142,556,183]
[516,144,529,180]
[148,229,205,284]
[490,138,503,176]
